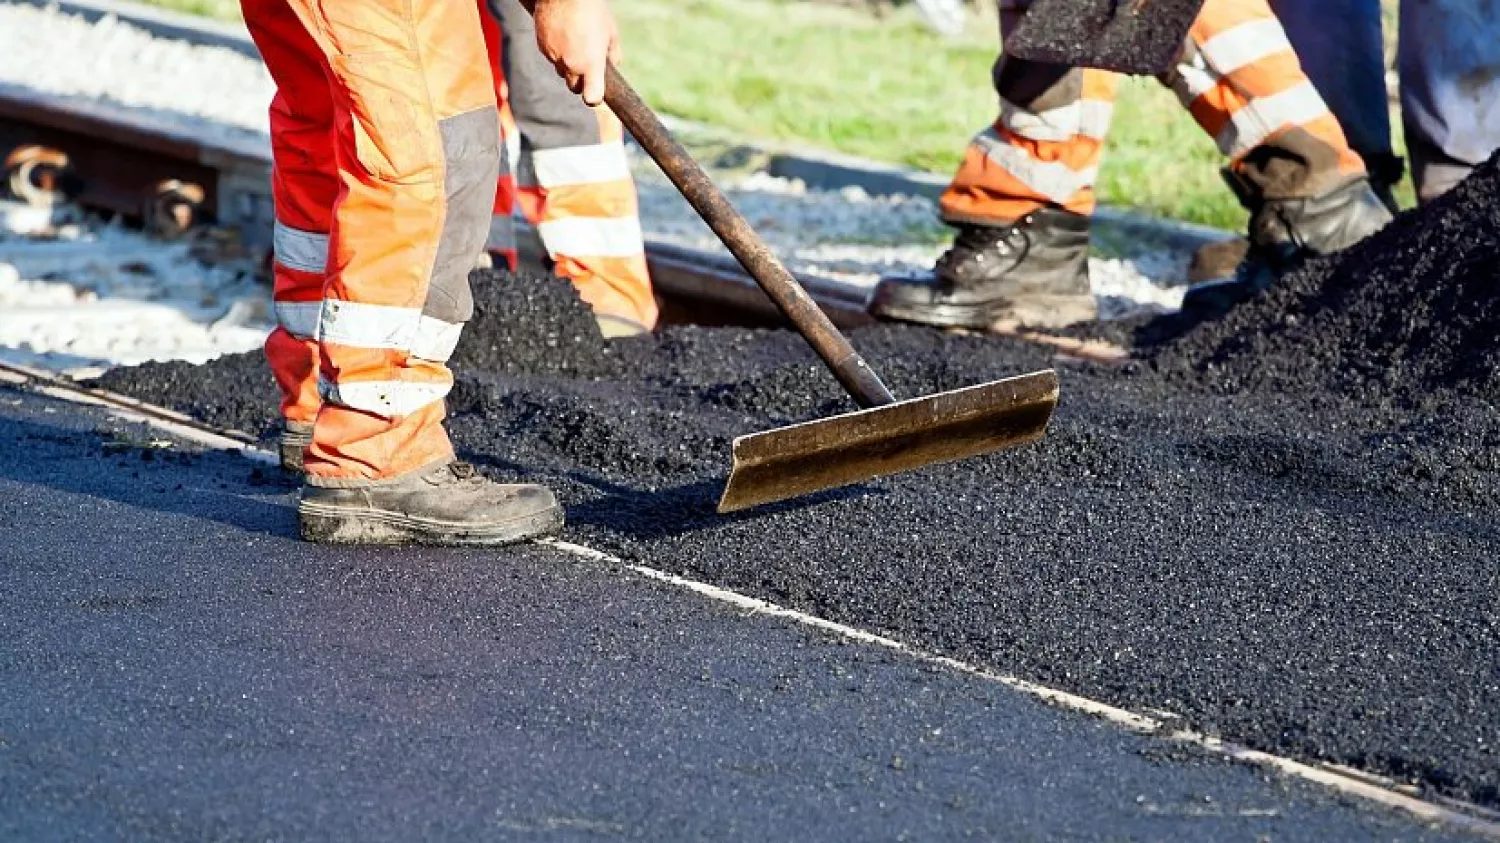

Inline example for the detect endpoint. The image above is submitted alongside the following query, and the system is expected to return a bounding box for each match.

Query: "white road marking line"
[544,539,1500,838]
[5,361,1498,840]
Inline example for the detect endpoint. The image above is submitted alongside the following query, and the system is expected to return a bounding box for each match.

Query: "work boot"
[298,460,564,546]
[280,419,314,474]
[1182,173,1393,314]
[872,208,1096,331]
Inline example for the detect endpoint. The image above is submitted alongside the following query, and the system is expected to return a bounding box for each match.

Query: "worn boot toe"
[299,461,564,547]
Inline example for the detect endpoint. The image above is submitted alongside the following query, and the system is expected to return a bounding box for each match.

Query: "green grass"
[145,0,238,19]
[141,0,1413,230]
[624,0,1251,229]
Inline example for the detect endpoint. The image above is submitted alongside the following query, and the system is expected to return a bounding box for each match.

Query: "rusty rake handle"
[602,64,896,410]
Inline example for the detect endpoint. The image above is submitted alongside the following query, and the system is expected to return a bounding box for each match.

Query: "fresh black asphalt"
[0,385,1475,840]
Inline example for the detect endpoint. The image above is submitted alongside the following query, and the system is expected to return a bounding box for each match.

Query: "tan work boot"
[298,461,564,546]
[280,419,314,474]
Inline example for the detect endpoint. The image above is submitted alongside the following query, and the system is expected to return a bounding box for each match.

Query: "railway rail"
[0,80,878,326]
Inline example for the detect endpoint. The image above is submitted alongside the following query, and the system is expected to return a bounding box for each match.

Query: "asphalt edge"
[5,358,1496,841]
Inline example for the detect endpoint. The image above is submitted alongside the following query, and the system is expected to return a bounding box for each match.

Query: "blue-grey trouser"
[1271,0,1500,203]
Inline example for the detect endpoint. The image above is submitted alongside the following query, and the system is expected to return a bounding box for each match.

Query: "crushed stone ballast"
[3,358,1497,842]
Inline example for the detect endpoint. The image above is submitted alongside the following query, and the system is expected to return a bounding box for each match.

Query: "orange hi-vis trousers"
[479,0,659,332]
[246,0,500,484]
[942,0,1368,227]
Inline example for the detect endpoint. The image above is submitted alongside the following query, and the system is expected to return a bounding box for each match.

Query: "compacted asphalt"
[0,384,1482,840]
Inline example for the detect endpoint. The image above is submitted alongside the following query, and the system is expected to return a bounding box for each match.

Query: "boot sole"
[298,500,565,547]
[872,293,1098,331]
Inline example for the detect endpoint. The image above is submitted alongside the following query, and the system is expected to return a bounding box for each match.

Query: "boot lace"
[934,221,1027,286]
[447,461,483,484]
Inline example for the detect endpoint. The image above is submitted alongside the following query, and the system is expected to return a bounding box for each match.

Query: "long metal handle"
[603,65,896,409]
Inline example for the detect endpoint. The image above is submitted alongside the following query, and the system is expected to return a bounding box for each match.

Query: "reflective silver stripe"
[972,128,1099,204]
[319,377,451,417]
[526,141,631,187]
[274,301,322,340]
[410,315,464,362]
[1197,18,1292,75]
[316,299,465,361]
[999,98,1115,142]
[1217,82,1330,158]
[505,130,523,171]
[319,300,422,351]
[536,216,645,259]
[273,221,329,274]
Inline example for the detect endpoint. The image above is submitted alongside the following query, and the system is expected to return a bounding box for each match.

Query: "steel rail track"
[0,82,877,329]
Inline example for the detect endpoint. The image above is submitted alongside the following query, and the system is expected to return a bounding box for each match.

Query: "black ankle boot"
[872,207,1096,330]
[1183,173,1393,314]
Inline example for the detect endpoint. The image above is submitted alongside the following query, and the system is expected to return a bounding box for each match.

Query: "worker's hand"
[528,0,621,107]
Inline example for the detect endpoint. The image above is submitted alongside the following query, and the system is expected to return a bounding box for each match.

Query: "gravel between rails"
[0,208,272,373]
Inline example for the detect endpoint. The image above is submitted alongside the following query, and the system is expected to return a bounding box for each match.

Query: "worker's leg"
[873,0,1110,331]
[477,4,521,271]
[242,0,335,472]
[486,0,657,337]
[1267,0,1400,204]
[1166,0,1368,200]
[1165,0,1391,311]
[1399,0,1500,203]
[938,1,1116,225]
[279,0,561,544]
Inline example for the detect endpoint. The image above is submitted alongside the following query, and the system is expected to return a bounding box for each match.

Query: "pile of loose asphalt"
[97,156,1500,810]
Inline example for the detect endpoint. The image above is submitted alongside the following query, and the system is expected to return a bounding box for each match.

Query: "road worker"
[1273,0,1500,207]
[246,0,617,545]
[872,0,1394,330]
[480,0,659,338]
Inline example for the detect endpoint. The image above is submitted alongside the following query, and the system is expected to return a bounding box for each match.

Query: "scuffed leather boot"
[1183,172,1392,314]
[872,207,1096,331]
[299,461,564,546]
[280,419,314,474]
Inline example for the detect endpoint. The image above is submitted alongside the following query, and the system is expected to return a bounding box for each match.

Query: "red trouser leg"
[479,4,520,271]
[243,0,336,427]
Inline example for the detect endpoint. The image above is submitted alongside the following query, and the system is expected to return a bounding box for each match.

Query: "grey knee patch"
[427,105,500,328]
[490,0,602,151]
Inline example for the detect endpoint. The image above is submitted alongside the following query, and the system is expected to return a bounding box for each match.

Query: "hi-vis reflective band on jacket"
[248,0,500,483]
[480,0,659,330]
[940,0,1366,227]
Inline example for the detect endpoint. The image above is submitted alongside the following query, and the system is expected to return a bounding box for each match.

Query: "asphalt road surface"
[0,385,1478,841]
